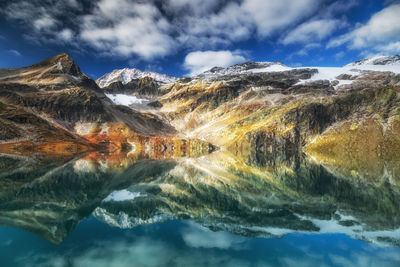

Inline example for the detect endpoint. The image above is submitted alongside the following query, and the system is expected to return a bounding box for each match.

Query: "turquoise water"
[0,151,400,266]
[1,217,399,267]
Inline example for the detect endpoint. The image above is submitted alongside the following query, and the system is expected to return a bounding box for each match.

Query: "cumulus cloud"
[327,4,400,53]
[79,0,176,59]
[184,50,247,76]
[59,29,74,42]
[242,0,320,37]
[282,19,345,44]
[1,0,328,61]
[287,43,322,58]
[376,41,400,53]
[2,0,395,62]
[174,0,322,48]
[1,0,82,45]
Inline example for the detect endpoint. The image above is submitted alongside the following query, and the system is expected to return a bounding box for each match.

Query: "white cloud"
[1,0,326,61]
[335,51,346,61]
[59,29,74,42]
[80,0,176,59]
[286,43,321,59]
[4,0,395,62]
[178,2,253,49]
[184,50,247,76]
[375,41,400,53]
[8,49,22,57]
[33,15,57,31]
[242,0,321,37]
[166,0,220,16]
[2,0,81,45]
[328,4,400,53]
[282,19,344,44]
[177,0,322,48]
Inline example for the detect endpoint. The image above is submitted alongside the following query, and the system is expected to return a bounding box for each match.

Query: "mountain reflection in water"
[0,138,399,251]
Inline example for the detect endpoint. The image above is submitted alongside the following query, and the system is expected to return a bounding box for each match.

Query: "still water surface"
[0,148,399,266]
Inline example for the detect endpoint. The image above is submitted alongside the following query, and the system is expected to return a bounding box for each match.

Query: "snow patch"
[250,64,293,73]
[296,64,400,89]
[302,67,355,82]
[106,93,147,106]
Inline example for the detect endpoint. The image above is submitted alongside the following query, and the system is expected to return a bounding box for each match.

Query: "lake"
[0,148,399,266]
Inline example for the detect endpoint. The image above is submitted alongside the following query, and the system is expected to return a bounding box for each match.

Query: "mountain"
[0,54,400,246]
[198,61,293,78]
[154,55,400,171]
[96,68,178,98]
[346,55,400,66]
[101,76,171,98]
[0,53,175,154]
[1,53,400,164]
[96,68,177,87]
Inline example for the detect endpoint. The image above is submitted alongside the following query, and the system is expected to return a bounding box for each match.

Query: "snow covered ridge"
[345,55,400,66]
[195,55,400,89]
[97,68,178,88]
[198,61,292,78]
[97,55,400,89]
[199,55,400,77]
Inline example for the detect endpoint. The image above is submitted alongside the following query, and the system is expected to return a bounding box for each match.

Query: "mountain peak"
[96,68,178,88]
[346,55,400,67]
[33,52,83,78]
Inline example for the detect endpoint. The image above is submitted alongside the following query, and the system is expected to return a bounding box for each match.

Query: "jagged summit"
[96,68,178,88]
[345,55,400,66]
[46,52,83,77]
[0,52,87,87]
[20,52,83,77]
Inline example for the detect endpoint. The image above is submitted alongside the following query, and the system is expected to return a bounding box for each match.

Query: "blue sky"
[0,0,399,78]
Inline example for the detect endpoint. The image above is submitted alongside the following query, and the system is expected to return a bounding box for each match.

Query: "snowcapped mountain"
[345,55,400,66]
[198,61,292,78]
[96,68,178,88]
[194,55,400,90]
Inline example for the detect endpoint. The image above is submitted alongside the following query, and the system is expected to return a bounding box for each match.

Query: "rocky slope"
[151,56,400,167]
[1,53,400,172]
[0,53,176,153]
